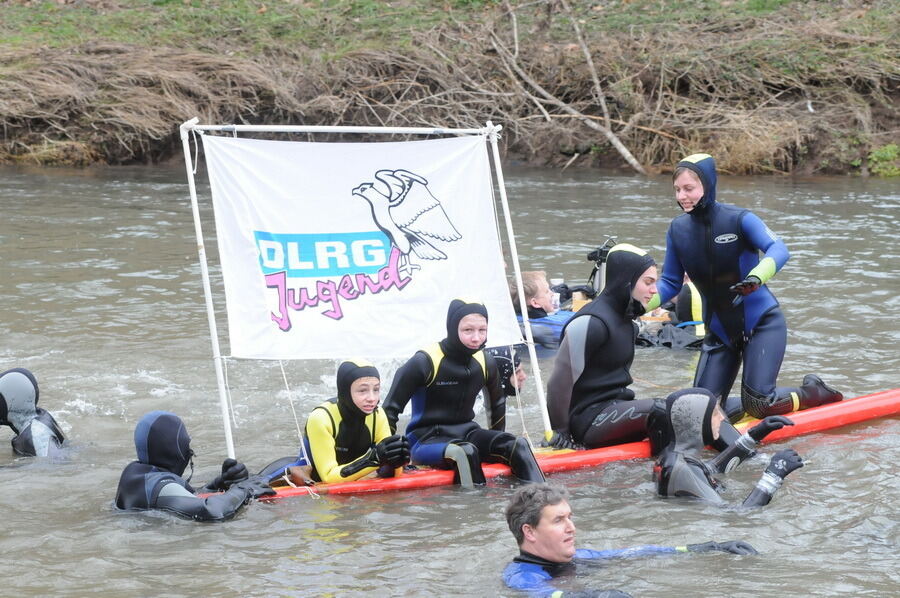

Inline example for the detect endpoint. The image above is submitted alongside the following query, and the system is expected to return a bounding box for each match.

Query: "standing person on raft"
[647,153,842,420]
[383,299,545,487]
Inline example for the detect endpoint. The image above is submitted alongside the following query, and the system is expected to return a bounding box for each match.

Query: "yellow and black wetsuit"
[305,398,392,484]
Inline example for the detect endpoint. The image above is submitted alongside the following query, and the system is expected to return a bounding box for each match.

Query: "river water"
[1,162,897,597]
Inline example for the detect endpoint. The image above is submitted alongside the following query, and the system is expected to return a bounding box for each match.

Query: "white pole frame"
[179,117,552,458]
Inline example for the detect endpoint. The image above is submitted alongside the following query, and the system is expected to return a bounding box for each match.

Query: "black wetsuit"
[115,411,271,522]
[546,245,658,448]
[383,299,544,483]
[651,388,798,508]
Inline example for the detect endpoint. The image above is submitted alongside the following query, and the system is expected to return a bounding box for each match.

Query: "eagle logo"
[352,169,462,277]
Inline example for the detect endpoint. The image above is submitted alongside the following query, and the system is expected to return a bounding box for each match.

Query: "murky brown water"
[1,163,897,596]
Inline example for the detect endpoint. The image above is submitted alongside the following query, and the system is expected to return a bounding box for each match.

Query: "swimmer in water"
[650,388,803,507]
[0,368,66,457]
[115,411,273,522]
[503,482,757,597]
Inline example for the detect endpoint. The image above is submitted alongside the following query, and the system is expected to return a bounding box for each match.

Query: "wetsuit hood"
[664,389,718,454]
[599,243,656,319]
[0,368,40,433]
[335,359,380,420]
[133,411,193,476]
[441,299,489,361]
[675,153,717,216]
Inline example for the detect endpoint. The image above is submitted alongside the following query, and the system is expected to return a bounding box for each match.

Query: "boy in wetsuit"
[383,299,544,487]
[503,483,757,597]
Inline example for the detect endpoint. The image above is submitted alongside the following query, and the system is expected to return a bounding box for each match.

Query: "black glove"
[748,415,794,442]
[233,475,276,500]
[688,540,758,555]
[374,434,410,468]
[729,275,761,296]
[764,448,803,479]
[208,458,249,491]
[541,430,577,450]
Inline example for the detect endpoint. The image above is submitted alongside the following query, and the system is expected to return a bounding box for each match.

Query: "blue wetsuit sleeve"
[577,545,678,560]
[382,352,432,434]
[503,561,560,598]
[741,211,789,275]
[656,228,685,304]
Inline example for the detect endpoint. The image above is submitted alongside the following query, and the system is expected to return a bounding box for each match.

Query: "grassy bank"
[1,0,897,174]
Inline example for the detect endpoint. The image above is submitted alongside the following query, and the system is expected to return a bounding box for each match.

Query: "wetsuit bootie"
[798,374,843,409]
[506,436,545,483]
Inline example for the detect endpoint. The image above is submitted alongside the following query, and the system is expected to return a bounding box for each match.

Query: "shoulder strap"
[473,350,487,380]
[423,342,444,386]
[312,402,338,439]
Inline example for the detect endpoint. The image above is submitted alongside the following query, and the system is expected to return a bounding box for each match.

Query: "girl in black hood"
[545,244,665,449]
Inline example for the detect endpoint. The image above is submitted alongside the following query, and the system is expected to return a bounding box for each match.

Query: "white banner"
[201,134,522,360]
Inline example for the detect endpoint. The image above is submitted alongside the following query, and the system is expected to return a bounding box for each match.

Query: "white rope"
[278,361,313,466]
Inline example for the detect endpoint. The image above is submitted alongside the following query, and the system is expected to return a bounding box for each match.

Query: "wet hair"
[505,483,570,546]
[510,271,549,306]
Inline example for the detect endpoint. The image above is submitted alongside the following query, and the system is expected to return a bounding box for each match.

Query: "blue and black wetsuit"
[0,368,66,457]
[383,299,544,485]
[115,411,271,522]
[504,547,678,597]
[653,154,841,419]
[546,245,659,449]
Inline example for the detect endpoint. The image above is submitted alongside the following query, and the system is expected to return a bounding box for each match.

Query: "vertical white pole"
[485,121,552,437]
[179,118,236,459]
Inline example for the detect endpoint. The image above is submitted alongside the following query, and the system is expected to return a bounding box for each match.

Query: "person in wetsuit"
[115,411,274,522]
[383,299,544,487]
[648,153,842,420]
[0,368,66,457]
[650,388,803,508]
[503,483,757,597]
[512,271,569,351]
[545,244,659,450]
[260,360,410,485]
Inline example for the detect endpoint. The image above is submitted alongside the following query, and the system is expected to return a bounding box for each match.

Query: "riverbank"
[1,0,897,174]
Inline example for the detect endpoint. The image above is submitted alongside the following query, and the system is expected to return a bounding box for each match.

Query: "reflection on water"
[1,164,898,596]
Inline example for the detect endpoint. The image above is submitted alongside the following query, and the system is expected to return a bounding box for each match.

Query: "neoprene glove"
[374,434,410,468]
[687,540,758,555]
[541,430,577,450]
[729,275,761,296]
[233,475,276,500]
[764,448,803,479]
[208,458,249,491]
[747,415,794,442]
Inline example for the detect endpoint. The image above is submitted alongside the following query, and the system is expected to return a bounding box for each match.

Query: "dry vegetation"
[0,0,897,174]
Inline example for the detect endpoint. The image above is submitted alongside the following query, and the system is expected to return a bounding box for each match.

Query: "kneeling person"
[383,299,544,487]
[115,411,273,522]
[262,360,410,485]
